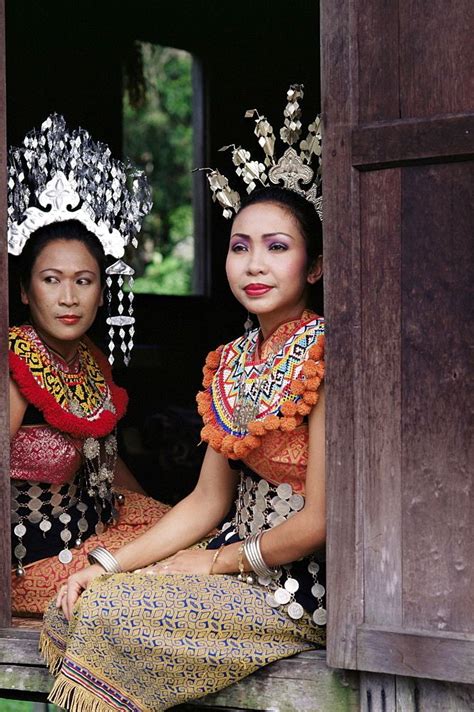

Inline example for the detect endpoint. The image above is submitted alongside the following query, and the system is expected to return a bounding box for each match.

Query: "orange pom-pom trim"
[280,416,298,432]
[305,377,321,392]
[280,401,297,417]
[303,391,319,405]
[290,380,305,395]
[248,421,266,436]
[198,331,324,458]
[296,402,312,416]
[302,360,318,378]
[263,415,280,431]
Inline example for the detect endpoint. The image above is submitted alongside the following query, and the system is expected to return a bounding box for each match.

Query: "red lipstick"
[244,283,273,297]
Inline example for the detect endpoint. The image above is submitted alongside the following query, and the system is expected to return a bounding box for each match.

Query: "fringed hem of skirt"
[48,673,117,712]
[39,630,65,676]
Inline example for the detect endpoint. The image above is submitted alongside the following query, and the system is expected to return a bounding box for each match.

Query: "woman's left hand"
[140,549,216,576]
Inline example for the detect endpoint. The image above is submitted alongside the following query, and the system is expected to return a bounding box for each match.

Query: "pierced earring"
[244,312,254,335]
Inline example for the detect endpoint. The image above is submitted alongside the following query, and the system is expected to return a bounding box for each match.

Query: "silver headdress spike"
[7,114,153,365]
[200,85,322,221]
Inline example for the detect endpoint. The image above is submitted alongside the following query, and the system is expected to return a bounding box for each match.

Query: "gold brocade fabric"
[41,573,324,712]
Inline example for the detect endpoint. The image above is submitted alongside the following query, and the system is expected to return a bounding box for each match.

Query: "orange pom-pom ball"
[221,434,236,452]
[202,372,213,388]
[248,421,266,436]
[205,349,222,369]
[315,363,325,378]
[290,380,305,395]
[303,391,319,405]
[297,402,312,416]
[309,343,324,361]
[243,434,261,449]
[234,440,250,458]
[209,431,225,450]
[280,416,297,432]
[302,360,318,378]
[305,377,321,392]
[263,415,280,431]
[280,401,297,417]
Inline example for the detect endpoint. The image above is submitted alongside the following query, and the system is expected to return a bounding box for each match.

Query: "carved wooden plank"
[399,0,474,117]
[396,675,474,712]
[360,169,402,628]
[352,114,474,168]
[321,0,362,671]
[357,627,474,684]
[401,162,474,636]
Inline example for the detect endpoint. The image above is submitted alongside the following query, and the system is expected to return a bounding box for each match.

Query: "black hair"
[19,220,107,290]
[236,186,324,313]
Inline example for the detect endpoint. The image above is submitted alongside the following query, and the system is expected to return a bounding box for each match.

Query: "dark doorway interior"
[6,0,321,501]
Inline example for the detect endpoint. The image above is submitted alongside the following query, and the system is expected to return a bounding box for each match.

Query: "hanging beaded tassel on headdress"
[7,113,153,365]
[197,84,322,222]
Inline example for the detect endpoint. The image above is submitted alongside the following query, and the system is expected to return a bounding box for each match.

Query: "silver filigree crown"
[7,114,153,258]
[202,85,322,220]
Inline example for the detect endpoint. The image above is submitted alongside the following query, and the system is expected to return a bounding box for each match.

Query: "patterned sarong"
[41,572,325,711]
[13,490,169,615]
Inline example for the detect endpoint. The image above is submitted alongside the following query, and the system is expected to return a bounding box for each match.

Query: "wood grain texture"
[321,0,363,671]
[357,627,474,684]
[357,0,400,122]
[401,162,474,634]
[399,0,474,118]
[0,0,10,628]
[360,169,402,627]
[352,114,474,168]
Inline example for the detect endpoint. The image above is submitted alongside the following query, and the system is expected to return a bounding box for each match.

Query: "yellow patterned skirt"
[40,572,325,711]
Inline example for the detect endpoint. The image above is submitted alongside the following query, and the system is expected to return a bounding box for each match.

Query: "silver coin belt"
[221,473,327,626]
[11,477,116,575]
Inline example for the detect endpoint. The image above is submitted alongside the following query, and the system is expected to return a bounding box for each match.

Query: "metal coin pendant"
[265,593,278,607]
[28,511,42,524]
[14,523,27,538]
[39,519,52,533]
[287,602,304,620]
[308,561,320,575]
[311,583,326,599]
[313,607,327,625]
[58,548,73,564]
[285,577,300,594]
[274,587,291,605]
[59,512,71,525]
[14,544,26,560]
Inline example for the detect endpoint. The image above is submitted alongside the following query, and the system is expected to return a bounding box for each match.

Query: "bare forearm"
[113,486,234,572]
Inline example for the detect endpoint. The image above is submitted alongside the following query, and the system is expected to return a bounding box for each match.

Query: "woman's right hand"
[56,563,104,620]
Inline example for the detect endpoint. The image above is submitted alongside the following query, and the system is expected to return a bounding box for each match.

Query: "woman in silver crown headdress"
[40,148,327,710]
[8,116,170,615]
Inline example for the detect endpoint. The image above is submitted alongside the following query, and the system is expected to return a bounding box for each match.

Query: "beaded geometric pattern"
[9,326,113,418]
[211,316,324,437]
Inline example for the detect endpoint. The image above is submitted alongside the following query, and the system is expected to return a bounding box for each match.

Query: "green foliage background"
[123,43,194,295]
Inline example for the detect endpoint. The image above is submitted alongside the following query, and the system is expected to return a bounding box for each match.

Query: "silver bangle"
[87,546,122,574]
[243,533,278,579]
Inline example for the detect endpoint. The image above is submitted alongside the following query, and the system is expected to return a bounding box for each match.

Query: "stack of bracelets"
[238,532,279,585]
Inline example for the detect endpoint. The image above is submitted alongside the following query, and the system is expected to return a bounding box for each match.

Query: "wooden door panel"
[322,0,474,682]
[360,168,402,629]
[400,0,474,117]
[401,161,474,633]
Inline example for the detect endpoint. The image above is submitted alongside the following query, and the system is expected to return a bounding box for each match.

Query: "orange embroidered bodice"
[197,310,325,494]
